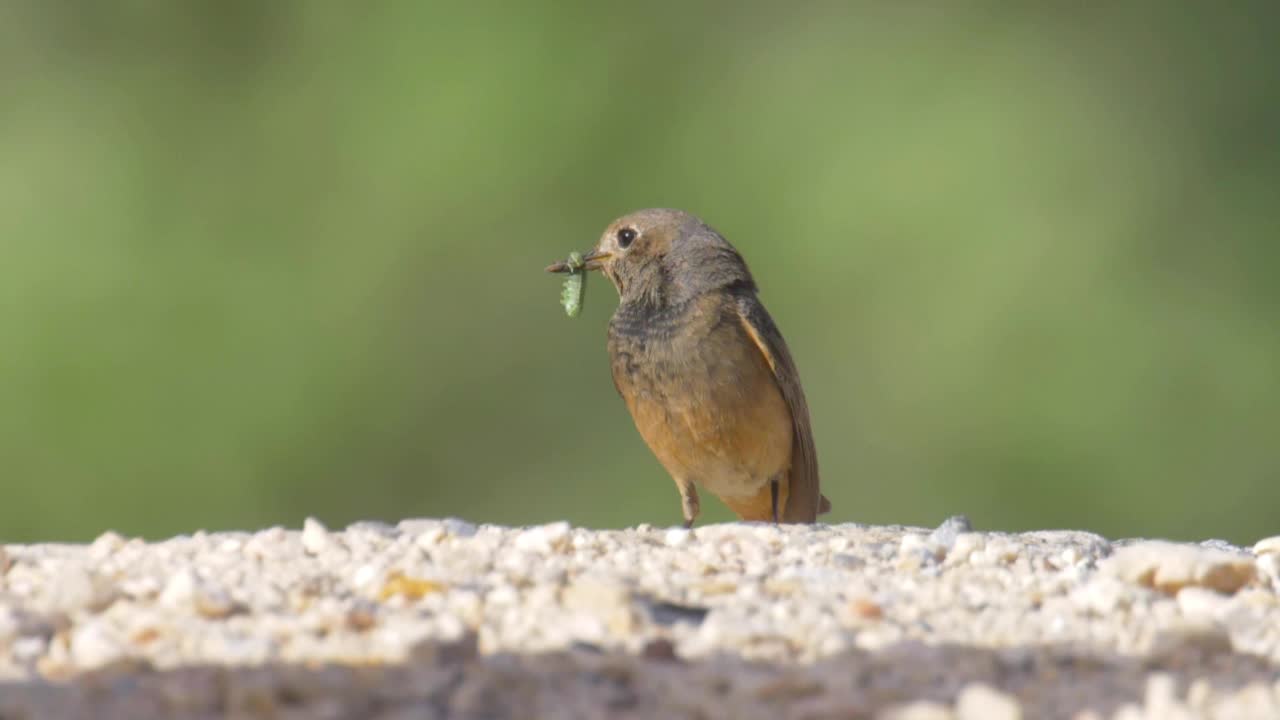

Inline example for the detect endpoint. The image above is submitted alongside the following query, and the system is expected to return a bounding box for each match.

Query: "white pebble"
[414,525,448,548]
[1176,586,1229,621]
[352,563,384,591]
[1254,536,1280,556]
[88,531,127,560]
[159,569,197,608]
[301,516,330,555]
[664,528,692,547]
[948,533,986,563]
[442,518,478,537]
[956,683,1022,720]
[513,522,572,554]
[70,619,127,669]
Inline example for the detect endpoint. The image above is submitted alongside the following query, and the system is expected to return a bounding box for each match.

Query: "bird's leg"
[678,480,700,529]
[770,478,780,524]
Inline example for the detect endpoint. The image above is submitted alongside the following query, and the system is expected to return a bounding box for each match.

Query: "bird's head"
[546,208,755,308]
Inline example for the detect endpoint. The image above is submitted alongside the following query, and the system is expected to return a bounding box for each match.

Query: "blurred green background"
[2,2,1276,544]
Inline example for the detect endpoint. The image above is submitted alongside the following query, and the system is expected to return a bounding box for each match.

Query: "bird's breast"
[607,294,793,498]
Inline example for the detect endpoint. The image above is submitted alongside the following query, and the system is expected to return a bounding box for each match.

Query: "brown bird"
[547,209,831,526]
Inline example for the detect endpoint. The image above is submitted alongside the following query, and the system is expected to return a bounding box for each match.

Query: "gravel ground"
[1,517,1278,719]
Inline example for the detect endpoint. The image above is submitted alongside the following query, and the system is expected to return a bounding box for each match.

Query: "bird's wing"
[734,295,823,522]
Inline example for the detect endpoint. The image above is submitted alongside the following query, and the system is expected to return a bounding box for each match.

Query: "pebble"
[948,533,986,563]
[1258,553,1280,587]
[928,514,972,549]
[441,518,477,538]
[159,569,198,609]
[512,522,571,554]
[1175,586,1229,621]
[46,563,114,614]
[1253,536,1280,556]
[193,584,239,620]
[88,531,127,560]
[301,517,331,555]
[1104,541,1256,594]
[69,619,127,669]
[955,683,1021,720]
[562,576,634,636]
[1069,577,1131,615]
[664,527,692,547]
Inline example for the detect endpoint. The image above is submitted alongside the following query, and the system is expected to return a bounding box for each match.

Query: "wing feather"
[735,296,823,522]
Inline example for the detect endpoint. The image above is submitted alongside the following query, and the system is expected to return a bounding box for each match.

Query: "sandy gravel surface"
[1,517,1278,719]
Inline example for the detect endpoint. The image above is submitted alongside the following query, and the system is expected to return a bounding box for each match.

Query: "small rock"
[973,538,1022,566]
[644,600,710,627]
[1199,538,1240,553]
[1257,553,1280,586]
[118,575,162,601]
[929,515,972,549]
[948,533,986,563]
[69,619,128,669]
[1254,536,1280,556]
[563,576,634,636]
[352,563,384,591]
[513,522,572,554]
[159,569,197,608]
[849,597,883,621]
[956,683,1022,720]
[345,520,397,537]
[441,518,477,537]
[899,534,936,556]
[899,534,943,568]
[1104,541,1256,594]
[45,563,114,614]
[1058,547,1082,567]
[413,524,448,548]
[193,584,239,619]
[301,516,330,555]
[1070,577,1133,615]
[88,531,127,560]
[664,527,692,547]
[1175,586,1229,621]
[347,601,379,631]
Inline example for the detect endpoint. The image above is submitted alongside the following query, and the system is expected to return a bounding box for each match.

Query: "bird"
[546,208,830,527]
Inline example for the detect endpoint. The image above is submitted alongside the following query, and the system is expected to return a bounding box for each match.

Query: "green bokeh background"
[3,3,1277,544]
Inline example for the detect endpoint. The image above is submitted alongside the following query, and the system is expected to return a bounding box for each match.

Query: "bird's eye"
[616,227,637,248]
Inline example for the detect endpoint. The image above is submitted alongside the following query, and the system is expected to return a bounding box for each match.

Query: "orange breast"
[611,295,794,510]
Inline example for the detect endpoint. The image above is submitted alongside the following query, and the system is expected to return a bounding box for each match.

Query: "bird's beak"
[579,249,611,271]
[545,249,612,274]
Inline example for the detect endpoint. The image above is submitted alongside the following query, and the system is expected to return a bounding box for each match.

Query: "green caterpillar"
[560,251,585,317]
